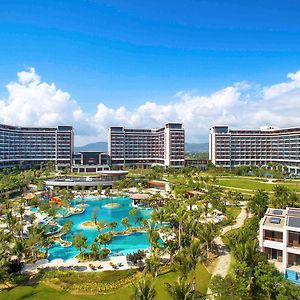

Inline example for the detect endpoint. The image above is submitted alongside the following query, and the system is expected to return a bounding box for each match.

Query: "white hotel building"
[0,124,74,170]
[108,123,185,168]
[259,207,300,285]
[209,126,300,173]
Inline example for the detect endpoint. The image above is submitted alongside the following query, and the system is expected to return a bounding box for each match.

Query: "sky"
[0,0,300,145]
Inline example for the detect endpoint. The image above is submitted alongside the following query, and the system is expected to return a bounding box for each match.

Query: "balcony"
[264,236,283,243]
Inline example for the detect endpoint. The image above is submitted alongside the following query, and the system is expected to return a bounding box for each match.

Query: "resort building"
[209,126,300,173]
[259,207,300,285]
[0,123,74,170]
[72,151,110,173]
[108,123,185,168]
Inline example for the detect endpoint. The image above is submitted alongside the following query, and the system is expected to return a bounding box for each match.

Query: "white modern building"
[209,125,300,174]
[0,124,74,170]
[108,123,185,168]
[259,207,300,285]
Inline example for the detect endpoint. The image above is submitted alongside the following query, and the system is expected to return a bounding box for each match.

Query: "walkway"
[22,255,131,274]
[212,206,248,277]
[206,206,248,299]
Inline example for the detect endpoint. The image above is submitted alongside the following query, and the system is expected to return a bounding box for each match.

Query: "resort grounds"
[0,165,300,299]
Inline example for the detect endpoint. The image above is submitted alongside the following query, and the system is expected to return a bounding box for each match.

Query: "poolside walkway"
[22,255,131,274]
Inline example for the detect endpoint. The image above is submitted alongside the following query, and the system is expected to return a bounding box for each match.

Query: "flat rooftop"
[263,216,285,228]
[262,207,300,229]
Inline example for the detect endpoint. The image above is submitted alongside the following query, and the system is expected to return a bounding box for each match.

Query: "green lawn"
[216,178,300,192]
[226,206,242,220]
[0,264,211,300]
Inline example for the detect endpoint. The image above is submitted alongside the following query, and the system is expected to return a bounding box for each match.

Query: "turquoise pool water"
[47,196,153,261]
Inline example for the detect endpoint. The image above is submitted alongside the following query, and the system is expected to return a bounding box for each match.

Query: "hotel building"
[259,207,300,285]
[0,124,74,170]
[108,123,185,168]
[209,126,300,173]
[72,151,110,173]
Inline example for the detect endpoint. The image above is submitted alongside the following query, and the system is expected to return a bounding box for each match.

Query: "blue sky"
[0,0,300,144]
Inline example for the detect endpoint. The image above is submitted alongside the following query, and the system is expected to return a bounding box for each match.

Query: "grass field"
[0,264,211,300]
[226,206,242,220]
[216,177,300,192]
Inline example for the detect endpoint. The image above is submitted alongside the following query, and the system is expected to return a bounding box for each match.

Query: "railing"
[264,237,283,242]
[288,242,300,248]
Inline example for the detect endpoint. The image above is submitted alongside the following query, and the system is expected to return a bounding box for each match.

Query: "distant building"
[0,123,73,170]
[185,158,208,170]
[209,125,300,174]
[259,207,300,285]
[108,123,185,168]
[72,151,110,173]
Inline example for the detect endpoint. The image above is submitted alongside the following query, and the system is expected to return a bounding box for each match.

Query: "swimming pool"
[47,196,153,261]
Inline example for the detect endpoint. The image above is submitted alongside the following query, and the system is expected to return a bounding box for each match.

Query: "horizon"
[1,1,300,146]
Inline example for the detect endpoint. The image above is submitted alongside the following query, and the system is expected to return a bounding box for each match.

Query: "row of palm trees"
[0,198,56,285]
[128,186,226,299]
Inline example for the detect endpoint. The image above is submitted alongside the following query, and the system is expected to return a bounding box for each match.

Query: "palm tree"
[97,220,106,234]
[96,232,112,249]
[73,232,87,258]
[90,242,99,260]
[166,276,196,300]
[172,205,186,250]
[147,227,160,254]
[107,221,118,233]
[144,250,160,278]
[199,222,219,255]
[131,277,156,300]
[189,238,205,272]
[92,207,99,225]
[130,208,139,224]
[121,217,131,231]
[80,186,85,205]
[172,250,192,279]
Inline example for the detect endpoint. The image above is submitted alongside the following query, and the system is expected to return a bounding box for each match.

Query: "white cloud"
[263,70,300,99]
[1,68,300,145]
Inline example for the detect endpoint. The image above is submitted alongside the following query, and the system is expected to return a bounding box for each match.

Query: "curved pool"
[47,196,152,261]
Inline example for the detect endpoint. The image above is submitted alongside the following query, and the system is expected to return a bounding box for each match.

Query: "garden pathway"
[212,206,248,277]
[206,206,248,299]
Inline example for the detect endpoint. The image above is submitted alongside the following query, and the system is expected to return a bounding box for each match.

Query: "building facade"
[209,126,300,172]
[72,151,110,173]
[0,124,74,169]
[259,207,300,285]
[108,123,185,168]
[185,158,208,170]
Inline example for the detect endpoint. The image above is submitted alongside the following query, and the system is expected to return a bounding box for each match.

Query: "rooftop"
[262,207,300,229]
[263,216,285,228]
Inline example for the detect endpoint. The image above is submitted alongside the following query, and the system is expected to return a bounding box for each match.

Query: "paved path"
[211,206,248,277]
[206,207,248,299]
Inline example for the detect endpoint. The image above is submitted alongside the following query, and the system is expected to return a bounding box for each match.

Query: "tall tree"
[73,232,87,258]
[247,190,269,218]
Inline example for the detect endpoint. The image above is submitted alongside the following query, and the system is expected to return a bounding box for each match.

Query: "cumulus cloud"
[263,71,300,99]
[1,68,300,145]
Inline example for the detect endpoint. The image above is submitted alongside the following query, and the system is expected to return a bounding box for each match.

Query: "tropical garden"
[0,164,300,299]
